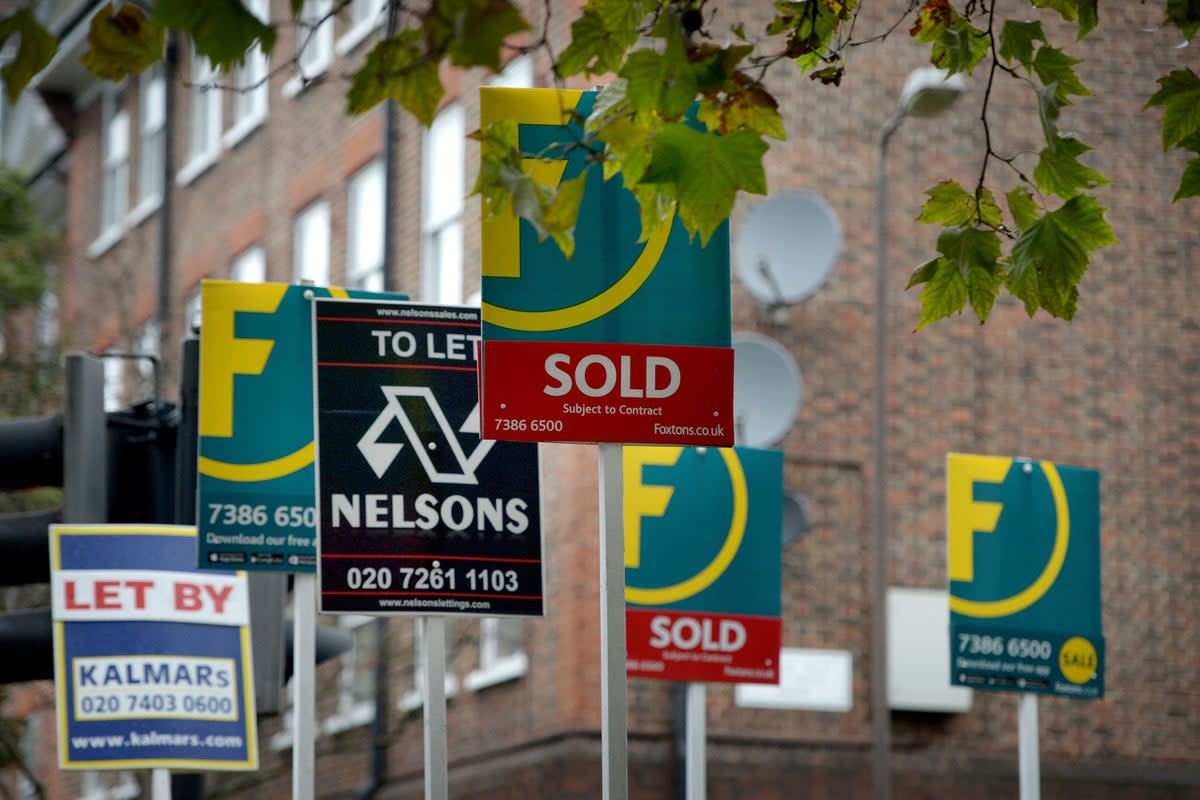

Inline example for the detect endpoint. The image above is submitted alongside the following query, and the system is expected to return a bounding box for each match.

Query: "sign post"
[947,453,1103,799]
[50,524,257,773]
[479,86,735,800]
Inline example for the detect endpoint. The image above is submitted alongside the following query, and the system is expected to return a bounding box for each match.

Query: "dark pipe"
[156,31,177,336]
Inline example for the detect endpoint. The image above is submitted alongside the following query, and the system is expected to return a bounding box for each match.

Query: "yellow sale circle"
[1059,636,1098,684]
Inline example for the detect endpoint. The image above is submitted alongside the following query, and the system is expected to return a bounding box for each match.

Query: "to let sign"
[313,299,544,616]
[624,446,783,684]
[478,87,734,447]
[947,453,1104,699]
[51,525,256,771]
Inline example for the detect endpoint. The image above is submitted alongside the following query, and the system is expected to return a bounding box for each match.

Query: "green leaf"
[909,226,1004,329]
[347,32,444,124]
[1032,0,1098,39]
[152,0,273,71]
[618,23,698,119]
[436,0,529,71]
[689,43,754,94]
[1037,82,1065,144]
[910,3,987,75]
[80,4,166,81]
[1033,136,1110,198]
[556,0,651,77]
[0,11,57,103]
[1174,157,1200,201]
[542,171,589,258]
[1005,186,1040,232]
[696,84,787,140]
[917,180,1002,227]
[998,20,1045,71]
[1166,0,1200,39]
[1145,68,1200,151]
[1008,194,1117,320]
[640,125,767,243]
[1032,46,1091,103]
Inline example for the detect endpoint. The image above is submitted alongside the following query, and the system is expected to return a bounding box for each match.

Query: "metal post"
[870,114,903,800]
[598,443,629,800]
[1018,694,1040,800]
[685,683,706,800]
[62,353,107,523]
[422,617,448,800]
[293,574,317,800]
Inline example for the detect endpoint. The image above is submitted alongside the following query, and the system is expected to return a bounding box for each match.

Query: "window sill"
[282,62,330,99]
[398,677,459,712]
[336,18,379,56]
[87,225,124,259]
[176,149,220,186]
[128,195,161,227]
[322,702,375,735]
[464,652,528,691]
[223,110,267,150]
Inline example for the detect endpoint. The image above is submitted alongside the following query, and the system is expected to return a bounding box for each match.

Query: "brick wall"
[21,0,1199,798]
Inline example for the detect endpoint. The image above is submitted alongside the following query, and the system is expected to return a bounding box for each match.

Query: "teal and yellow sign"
[197,281,405,572]
[624,446,782,684]
[947,453,1104,698]
[478,87,734,447]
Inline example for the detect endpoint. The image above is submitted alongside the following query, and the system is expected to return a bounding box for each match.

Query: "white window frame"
[336,0,383,56]
[91,88,130,257]
[184,284,202,336]
[78,771,139,800]
[346,159,385,291]
[131,64,165,224]
[489,54,535,88]
[293,200,331,285]
[36,291,58,353]
[103,353,125,412]
[135,319,161,402]
[322,615,378,734]
[283,0,333,98]
[225,0,270,147]
[231,244,267,284]
[420,103,464,305]
[178,53,222,185]
[399,619,459,711]
[464,617,528,691]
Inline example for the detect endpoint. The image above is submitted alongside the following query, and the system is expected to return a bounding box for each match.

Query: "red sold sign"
[482,340,732,446]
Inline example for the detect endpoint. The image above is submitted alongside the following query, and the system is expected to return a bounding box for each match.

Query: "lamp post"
[871,66,965,800]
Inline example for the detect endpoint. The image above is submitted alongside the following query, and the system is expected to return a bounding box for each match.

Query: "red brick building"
[1,1,1197,798]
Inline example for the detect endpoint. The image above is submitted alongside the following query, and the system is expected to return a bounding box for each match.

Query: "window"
[134,65,165,221]
[337,0,383,55]
[96,88,129,249]
[227,0,270,146]
[135,320,161,403]
[284,0,333,97]
[184,285,202,336]
[36,292,58,353]
[78,771,139,800]
[103,354,125,412]
[323,616,378,734]
[231,245,267,283]
[293,200,330,285]
[465,617,528,690]
[489,55,534,88]
[179,53,221,183]
[421,104,464,304]
[399,619,459,711]
[347,160,385,291]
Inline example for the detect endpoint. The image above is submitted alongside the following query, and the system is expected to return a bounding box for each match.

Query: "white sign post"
[599,443,629,800]
[1018,694,1040,800]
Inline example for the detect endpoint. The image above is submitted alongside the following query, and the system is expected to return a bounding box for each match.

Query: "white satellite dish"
[782,490,811,547]
[734,191,842,308]
[733,332,802,448]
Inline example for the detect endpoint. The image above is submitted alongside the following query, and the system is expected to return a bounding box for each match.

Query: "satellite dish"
[733,332,802,448]
[734,191,842,307]
[782,490,811,547]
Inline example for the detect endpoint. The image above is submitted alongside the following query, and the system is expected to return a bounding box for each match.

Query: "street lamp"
[870,66,965,800]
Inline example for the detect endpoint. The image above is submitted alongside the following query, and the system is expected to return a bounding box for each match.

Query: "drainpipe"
[156,31,176,341]
[358,7,399,796]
